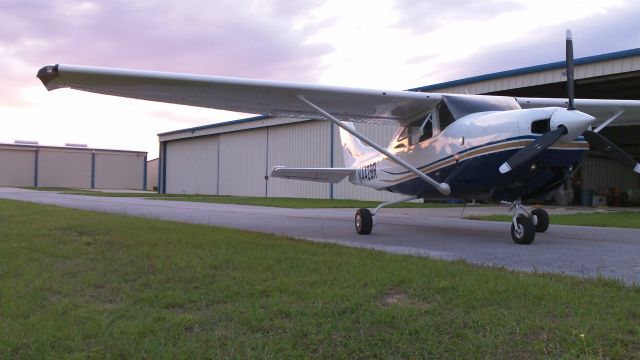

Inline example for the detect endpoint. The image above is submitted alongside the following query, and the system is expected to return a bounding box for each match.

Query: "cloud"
[392,0,523,32]
[0,0,332,105]
[417,2,640,84]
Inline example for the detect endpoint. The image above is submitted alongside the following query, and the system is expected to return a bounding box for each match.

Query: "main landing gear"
[355,195,418,235]
[355,196,550,245]
[507,200,549,245]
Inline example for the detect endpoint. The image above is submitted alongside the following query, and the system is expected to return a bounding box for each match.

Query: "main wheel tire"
[511,215,535,245]
[355,208,373,235]
[531,208,549,233]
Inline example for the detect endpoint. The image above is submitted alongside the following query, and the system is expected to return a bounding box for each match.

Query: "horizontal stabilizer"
[271,166,354,183]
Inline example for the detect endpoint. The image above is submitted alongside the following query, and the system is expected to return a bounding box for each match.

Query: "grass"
[25,187,463,208]
[468,211,640,229]
[1,199,639,359]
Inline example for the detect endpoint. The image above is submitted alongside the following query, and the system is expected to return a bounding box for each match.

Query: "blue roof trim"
[157,115,271,136]
[410,47,640,92]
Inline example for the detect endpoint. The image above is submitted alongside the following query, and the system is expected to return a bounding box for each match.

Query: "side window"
[392,127,409,149]
[393,114,433,149]
[412,114,433,145]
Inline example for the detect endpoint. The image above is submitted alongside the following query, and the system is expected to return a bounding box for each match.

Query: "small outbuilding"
[0,142,147,190]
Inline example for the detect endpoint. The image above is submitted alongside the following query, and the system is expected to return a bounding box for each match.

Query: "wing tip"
[37,64,61,91]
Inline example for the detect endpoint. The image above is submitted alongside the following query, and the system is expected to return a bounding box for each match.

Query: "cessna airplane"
[37,31,640,244]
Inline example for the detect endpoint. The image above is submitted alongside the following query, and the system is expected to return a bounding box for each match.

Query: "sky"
[1,0,639,158]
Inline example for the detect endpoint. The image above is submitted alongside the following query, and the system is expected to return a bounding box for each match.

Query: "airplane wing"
[517,98,640,127]
[37,64,441,125]
[270,166,354,183]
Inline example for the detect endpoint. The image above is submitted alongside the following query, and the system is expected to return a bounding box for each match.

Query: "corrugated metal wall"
[38,150,92,188]
[0,145,146,190]
[0,149,35,187]
[267,120,331,198]
[146,158,159,190]
[95,152,145,189]
[162,120,408,200]
[164,121,334,198]
[166,137,219,194]
[218,128,268,197]
[581,156,640,191]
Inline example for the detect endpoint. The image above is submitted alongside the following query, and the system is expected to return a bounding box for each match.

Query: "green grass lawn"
[467,211,640,229]
[1,199,639,358]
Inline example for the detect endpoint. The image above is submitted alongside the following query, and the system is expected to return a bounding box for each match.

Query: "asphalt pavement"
[1,187,638,285]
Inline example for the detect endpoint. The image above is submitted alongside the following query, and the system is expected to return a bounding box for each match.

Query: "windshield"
[439,95,521,129]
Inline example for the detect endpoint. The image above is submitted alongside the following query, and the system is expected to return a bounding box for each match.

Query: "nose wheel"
[507,201,550,245]
[511,215,535,244]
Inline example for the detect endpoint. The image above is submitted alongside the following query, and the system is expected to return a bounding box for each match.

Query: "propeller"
[584,130,640,174]
[499,29,585,174]
[499,126,567,174]
[566,29,575,111]
[499,29,640,175]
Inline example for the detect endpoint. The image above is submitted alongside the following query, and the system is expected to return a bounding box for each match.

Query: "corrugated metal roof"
[410,47,640,92]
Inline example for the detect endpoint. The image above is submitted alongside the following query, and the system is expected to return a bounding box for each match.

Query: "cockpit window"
[438,95,521,130]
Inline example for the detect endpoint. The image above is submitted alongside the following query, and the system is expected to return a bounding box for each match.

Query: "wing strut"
[593,110,624,133]
[297,95,451,196]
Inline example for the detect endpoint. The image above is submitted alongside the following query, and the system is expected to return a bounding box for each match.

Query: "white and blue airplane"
[37,31,640,244]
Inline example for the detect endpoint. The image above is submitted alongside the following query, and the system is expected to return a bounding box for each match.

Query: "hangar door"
[0,149,35,187]
[95,152,144,189]
[218,128,267,197]
[38,149,92,188]
[166,136,219,195]
[267,121,330,198]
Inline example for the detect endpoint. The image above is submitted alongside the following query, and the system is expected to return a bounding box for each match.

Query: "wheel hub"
[514,224,524,238]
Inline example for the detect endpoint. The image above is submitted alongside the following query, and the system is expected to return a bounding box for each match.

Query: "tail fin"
[338,122,378,168]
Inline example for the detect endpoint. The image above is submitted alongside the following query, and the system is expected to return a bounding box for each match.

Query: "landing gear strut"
[354,195,418,235]
[506,201,550,244]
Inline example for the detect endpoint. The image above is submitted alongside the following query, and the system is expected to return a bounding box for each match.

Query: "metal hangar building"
[157,48,640,203]
[0,142,148,190]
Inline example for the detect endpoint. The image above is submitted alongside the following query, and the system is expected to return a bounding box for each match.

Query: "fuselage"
[348,107,589,202]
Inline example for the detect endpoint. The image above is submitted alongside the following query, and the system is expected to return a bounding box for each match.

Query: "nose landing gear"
[507,200,550,244]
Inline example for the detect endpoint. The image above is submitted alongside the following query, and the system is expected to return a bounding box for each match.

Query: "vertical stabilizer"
[338,122,378,168]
